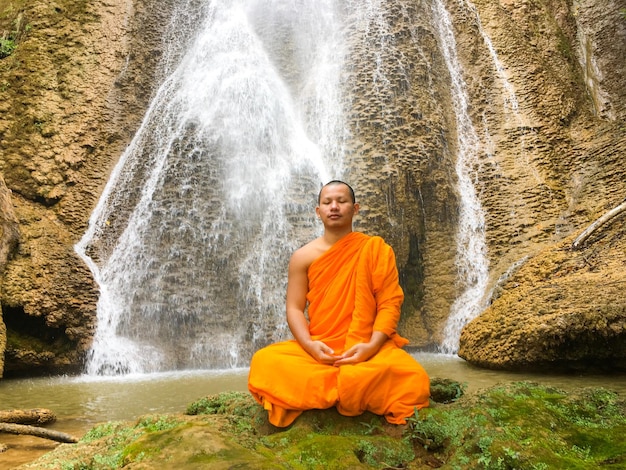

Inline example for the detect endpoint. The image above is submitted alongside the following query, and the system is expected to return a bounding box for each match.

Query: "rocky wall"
[342,0,461,347]
[0,0,178,376]
[339,0,625,360]
[455,0,626,369]
[0,0,624,375]
[0,175,20,377]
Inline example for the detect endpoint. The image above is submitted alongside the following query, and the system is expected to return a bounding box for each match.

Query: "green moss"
[80,421,129,443]
[135,414,183,433]
[430,377,467,403]
[279,434,364,469]
[25,384,626,469]
[186,390,256,416]
[258,429,415,469]
[5,328,75,355]
[406,382,626,469]
[0,37,16,57]
[122,426,186,463]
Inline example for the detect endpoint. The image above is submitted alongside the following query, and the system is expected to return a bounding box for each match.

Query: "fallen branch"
[0,423,78,443]
[572,199,626,250]
[0,408,56,425]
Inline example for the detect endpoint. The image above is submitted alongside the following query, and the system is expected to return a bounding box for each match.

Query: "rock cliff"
[0,0,178,375]
[454,0,626,371]
[0,0,624,375]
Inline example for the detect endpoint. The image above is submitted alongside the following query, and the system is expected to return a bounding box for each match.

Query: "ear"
[353,203,360,215]
[315,206,321,218]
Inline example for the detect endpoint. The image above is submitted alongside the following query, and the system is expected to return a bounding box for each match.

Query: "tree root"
[572,199,626,250]
[0,408,77,445]
[0,422,78,443]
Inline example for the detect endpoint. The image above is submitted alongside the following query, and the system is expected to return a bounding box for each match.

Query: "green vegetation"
[24,382,626,469]
[405,382,626,469]
[0,3,30,59]
[186,389,267,446]
[36,415,186,470]
[429,377,467,403]
[0,36,16,58]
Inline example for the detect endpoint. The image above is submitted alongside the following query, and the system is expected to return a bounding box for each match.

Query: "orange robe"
[248,232,430,427]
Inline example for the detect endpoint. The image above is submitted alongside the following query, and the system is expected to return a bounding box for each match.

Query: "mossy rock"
[429,377,466,404]
[406,381,626,468]
[19,382,626,469]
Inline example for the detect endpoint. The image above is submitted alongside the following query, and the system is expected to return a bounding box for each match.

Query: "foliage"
[0,36,16,58]
[405,381,626,469]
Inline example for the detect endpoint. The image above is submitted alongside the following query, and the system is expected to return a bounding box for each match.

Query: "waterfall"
[73,0,527,371]
[433,0,490,354]
[460,0,546,187]
[75,0,348,374]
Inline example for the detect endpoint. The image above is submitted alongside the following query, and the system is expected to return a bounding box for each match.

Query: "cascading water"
[433,0,490,354]
[75,0,348,374]
[73,0,523,371]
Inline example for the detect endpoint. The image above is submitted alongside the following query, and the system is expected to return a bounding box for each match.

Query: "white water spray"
[75,0,348,374]
[433,0,490,354]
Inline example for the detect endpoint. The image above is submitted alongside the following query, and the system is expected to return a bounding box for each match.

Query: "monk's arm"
[335,239,403,365]
[286,251,337,364]
[371,242,405,339]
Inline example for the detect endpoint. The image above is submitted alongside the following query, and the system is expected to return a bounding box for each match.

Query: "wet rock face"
[0,0,179,376]
[454,0,626,370]
[0,0,624,375]
[574,0,626,120]
[0,175,20,377]
[342,0,626,363]
[342,1,460,347]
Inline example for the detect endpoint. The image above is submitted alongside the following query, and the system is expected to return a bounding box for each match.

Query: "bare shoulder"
[289,237,328,271]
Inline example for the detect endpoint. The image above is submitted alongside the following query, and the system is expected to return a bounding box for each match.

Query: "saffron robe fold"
[248,232,430,427]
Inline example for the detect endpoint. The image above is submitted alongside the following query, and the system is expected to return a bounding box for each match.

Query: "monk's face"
[315,183,359,228]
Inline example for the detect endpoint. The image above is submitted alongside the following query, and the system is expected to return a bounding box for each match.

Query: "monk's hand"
[333,342,378,366]
[304,340,338,364]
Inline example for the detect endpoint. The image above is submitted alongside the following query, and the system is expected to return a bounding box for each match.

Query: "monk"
[248,180,430,427]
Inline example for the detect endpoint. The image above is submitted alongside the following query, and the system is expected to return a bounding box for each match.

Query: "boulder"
[459,217,626,371]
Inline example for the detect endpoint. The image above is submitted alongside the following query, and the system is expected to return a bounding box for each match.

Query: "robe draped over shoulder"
[248,232,430,427]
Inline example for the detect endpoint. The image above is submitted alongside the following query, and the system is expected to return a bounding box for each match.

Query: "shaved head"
[318,180,356,204]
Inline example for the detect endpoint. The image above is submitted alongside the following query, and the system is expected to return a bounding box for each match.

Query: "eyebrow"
[317,180,356,204]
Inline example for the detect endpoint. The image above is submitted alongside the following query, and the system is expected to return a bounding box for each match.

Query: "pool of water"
[2,353,625,468]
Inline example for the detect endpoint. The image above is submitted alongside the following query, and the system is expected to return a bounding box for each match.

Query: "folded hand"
[304,340,339,364]
[332,342,378,366]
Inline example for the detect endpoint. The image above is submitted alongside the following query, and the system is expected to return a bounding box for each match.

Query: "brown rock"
[0,0,177,375]
[0,174,19,377]
[0,0,624,375]
[459,220,626,371]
